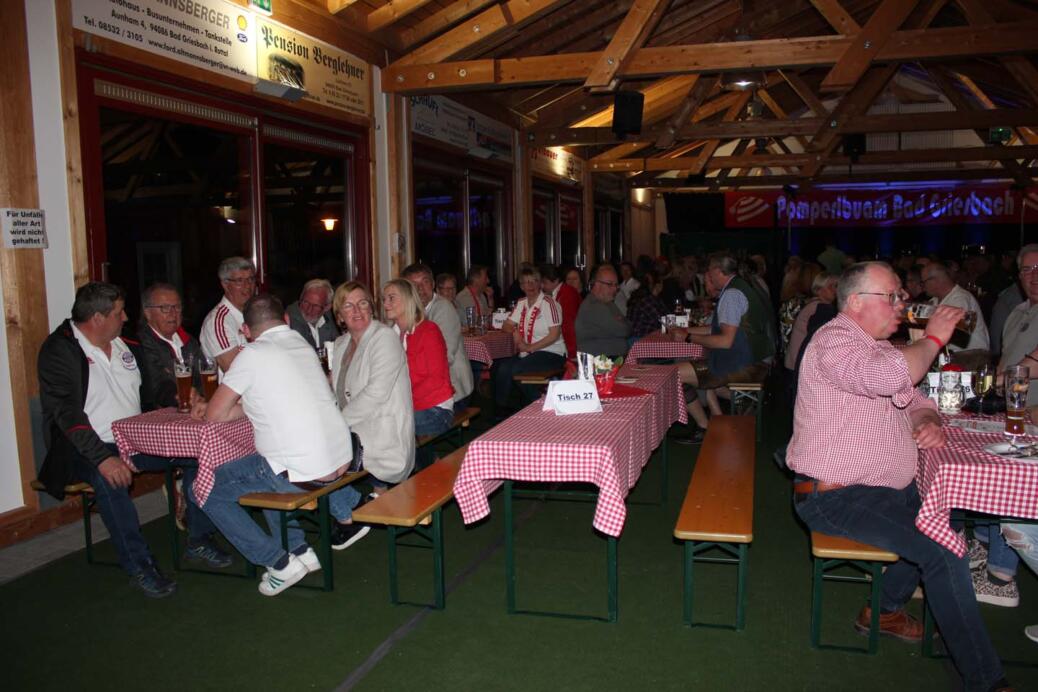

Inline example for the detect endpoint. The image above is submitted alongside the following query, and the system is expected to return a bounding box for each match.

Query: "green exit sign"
[250,0,272,15]
[988,126,1012,145]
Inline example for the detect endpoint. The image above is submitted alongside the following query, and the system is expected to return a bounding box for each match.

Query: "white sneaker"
[261,547,321,581]
[1025,625,1038,643]
[258,554,307,597]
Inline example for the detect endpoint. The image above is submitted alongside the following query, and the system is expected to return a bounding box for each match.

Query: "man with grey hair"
[788,261,1008,691]
[201,256,256,376]
[918,262,989,354]
[575,264,631,357]
[286,278,338,352]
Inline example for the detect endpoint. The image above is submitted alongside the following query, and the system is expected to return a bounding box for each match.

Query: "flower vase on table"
[592,354,623,396]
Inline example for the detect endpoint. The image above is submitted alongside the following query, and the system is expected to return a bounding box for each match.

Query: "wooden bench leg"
[812,557,885,654]
[684,541,748,630]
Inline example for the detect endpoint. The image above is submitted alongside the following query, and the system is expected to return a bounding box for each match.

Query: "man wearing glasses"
[201,256,256,376]
[788,262,1008,692]
[286,278,338,352]
[137,282,201,408]
[575,264,631,357]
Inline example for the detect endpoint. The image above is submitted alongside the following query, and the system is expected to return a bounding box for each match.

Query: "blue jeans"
[491,351,565,407]
[414,406,454,471]
[794,481,1003,691]
[1002,522,1038,575]
[72,443,217,576]
[973,523,1020,576]
[200,453,361,567]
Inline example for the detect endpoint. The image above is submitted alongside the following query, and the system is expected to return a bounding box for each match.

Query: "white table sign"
[491,310,509,329]
[1,208,47,249]
[542,379,601,416]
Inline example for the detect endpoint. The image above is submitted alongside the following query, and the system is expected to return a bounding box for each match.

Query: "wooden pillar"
[0,0,51,511]
[516,140,532,265]
[582,165,595,264]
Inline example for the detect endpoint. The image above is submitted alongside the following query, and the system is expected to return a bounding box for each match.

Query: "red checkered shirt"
[787,312,936,489]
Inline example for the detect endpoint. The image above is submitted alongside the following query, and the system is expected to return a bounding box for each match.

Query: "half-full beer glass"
[1004,365,1029,439]
[174,360,193,413]
[197,354,218,401]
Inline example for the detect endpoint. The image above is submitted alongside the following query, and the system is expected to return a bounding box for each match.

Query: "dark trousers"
[794,481,1003,691]
[491,351,565,408]
[72,443,217,575]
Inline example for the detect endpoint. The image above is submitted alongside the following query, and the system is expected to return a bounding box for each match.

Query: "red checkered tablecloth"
[112,408,255,506]
[453,364,686,537]
[915,414,1038,556]
[627,332,705,363]
[463,330,516,366]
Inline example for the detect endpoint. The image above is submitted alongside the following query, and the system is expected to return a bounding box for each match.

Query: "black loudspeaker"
[842,133,866,161]
[612,91,644,138]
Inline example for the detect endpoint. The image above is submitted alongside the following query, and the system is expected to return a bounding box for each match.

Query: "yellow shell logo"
[237,15,248,31]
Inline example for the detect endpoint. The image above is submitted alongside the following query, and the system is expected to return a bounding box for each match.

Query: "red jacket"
[554,283,581,358]
[402,319,454,411]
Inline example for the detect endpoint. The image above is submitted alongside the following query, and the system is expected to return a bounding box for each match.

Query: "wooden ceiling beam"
[395,0,498,50]
[650,0,741,47]
[383,20,1038,92]
[529,107,1038,146]
[655,76,717,149]
[681,91,753,176]
[584,0,670,92]
[820,0,918,92]
[364,0,437,32]
[779,70,830,116]
[755,86,812,151]
[808,0,862,33]
[595,144,1038,172]
[493,0,629,58]
[573,75,700,127]
[392,0,567,67]
[955,0,1038,108]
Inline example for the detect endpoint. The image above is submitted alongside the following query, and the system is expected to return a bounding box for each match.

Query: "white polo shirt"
[508,292,565,357]
[71,324,141,443]
[221,325,351,480]
[201,296,245,366]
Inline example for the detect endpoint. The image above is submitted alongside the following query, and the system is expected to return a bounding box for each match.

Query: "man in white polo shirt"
[38,282,217,598]
[192,294,368,596]
[200,256,256,376]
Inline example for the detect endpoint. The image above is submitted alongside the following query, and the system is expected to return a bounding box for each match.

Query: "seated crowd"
[33,243,1038,686]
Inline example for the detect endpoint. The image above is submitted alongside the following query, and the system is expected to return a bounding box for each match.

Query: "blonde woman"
[382,279,454,465]
[331,282,414,487]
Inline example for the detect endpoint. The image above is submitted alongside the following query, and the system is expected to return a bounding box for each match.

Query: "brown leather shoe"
[853,606,923,643]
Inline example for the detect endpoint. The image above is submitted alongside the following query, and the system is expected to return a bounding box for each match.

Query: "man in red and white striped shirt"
[201,257,255,377]
[789,262,1007,692]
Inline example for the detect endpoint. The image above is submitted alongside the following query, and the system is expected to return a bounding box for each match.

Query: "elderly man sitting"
[286,278,339,354]
[575,264,630,358]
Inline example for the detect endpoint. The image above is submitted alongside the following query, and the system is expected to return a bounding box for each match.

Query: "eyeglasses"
[1019,265,1038,277]
[145,304,182,314]
[224,276,256,285]
[340,300,372,313]
[596,280,618,288]
[299,299,330,311]
[855,291,907,306]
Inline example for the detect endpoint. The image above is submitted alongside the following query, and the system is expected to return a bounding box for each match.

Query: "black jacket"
[136,324,202,409]
[37,320,153,499]
[285,301,339,351]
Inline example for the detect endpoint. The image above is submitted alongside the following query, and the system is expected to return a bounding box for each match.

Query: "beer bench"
[674,415,755,630]
[29,480,102,565]
[809,532,898,655]
[416,406,480,450]
[352,445,467,609]
[238,470,369,591]
[512,369,564,386]
[728,380,765,442]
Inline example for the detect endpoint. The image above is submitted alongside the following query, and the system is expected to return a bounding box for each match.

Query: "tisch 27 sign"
[725,185,1038,228]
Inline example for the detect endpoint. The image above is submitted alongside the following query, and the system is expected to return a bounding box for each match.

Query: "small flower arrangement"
[592,355,623,395]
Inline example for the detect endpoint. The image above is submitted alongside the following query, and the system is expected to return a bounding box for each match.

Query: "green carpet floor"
[3,387,1036,691]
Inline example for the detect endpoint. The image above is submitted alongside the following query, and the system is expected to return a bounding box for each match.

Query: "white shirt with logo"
[200,296,245,373]
[221,325,351,481]
[71,324,141,443]
[508,292,565,357]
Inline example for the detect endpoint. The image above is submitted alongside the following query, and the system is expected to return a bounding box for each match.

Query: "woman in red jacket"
[382,279,454,467]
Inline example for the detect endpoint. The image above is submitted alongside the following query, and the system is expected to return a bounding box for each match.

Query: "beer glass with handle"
[1004,365,1030,448]
[197,354,218,401]
[174,360,193,413]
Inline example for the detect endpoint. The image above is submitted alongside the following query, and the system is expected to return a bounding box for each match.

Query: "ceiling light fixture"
[321,218,338,232]
[720,35,766,92]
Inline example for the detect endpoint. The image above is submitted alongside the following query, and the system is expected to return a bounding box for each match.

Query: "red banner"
[724,185,1038,228]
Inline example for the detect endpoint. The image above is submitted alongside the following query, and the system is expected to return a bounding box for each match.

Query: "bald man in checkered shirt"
[788,262,1008,692]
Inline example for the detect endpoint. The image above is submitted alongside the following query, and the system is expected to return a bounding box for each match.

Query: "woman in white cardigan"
[330,281,415,487]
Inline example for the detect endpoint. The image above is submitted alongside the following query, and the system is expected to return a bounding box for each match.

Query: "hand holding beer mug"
[174,360,193,413]
[904,302,976,334]
[1004,365,1029,443]
[197,354,218,401]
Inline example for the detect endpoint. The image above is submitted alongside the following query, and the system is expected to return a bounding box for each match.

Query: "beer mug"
[1004,365,1029,438]
[465,306,475,334]
[174,360,193,413]
[196,355,218,402]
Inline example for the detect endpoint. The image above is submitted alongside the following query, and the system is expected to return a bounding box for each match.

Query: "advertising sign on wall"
[530,146,584,184]
[256,17,371,117]
[410,95,513,163]
[72,0,257,83]
[724,185,1038,228]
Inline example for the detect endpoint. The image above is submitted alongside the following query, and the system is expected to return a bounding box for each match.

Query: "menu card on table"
[542,380,602,416]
